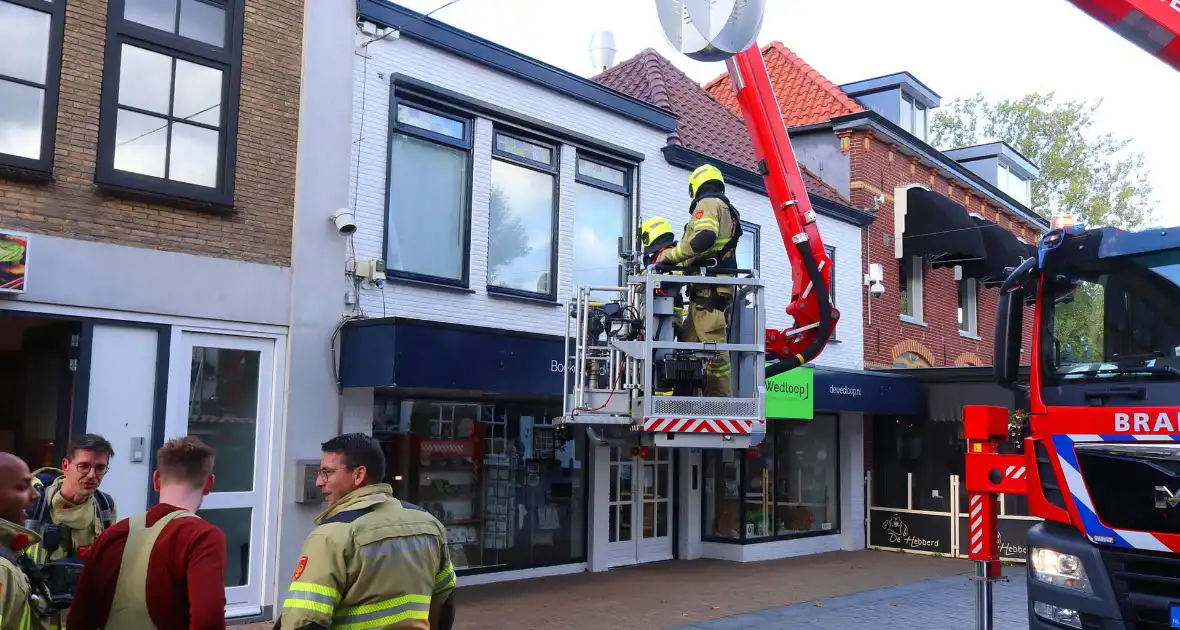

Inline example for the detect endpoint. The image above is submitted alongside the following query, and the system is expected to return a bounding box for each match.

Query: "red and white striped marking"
[1005,465,1027,481]
[642,417,764,434]
[969,494,984,556]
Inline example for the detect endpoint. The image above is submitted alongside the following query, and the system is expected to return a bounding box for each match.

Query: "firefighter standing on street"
[653,164,742,397]
[0,452,51,630]
[24,435,117,630]
[278,433,456,630]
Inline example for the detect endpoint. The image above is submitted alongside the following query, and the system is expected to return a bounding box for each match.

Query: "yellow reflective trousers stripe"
[331,594,431,630]
[283,581,342,616]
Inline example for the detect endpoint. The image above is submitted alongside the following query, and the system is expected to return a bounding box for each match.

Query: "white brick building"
[310,0,895,588]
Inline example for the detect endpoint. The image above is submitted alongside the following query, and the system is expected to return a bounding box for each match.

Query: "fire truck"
[965,2,1180,629]
[558,1,837,449]
[964,214,1180,629]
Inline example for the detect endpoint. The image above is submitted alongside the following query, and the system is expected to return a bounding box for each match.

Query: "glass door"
[605,447,635,567]
[166,331,275,613]
[637,447,672,563]
[604,446,672,566]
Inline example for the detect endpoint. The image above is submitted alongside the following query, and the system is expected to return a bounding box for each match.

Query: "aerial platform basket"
[557,269,767,449]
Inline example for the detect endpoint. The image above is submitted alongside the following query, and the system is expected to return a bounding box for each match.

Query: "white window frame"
[899,254,925,324]
[958,276,979,337]
[900,92,927,142]
[997,162,1032,206]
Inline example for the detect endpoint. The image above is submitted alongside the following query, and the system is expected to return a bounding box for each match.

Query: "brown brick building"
[706,44,1046,370]
[0,0,305,620]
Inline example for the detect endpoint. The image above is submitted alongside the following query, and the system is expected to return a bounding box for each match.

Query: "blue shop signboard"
[813,366,920,415]
[339,319,566,397]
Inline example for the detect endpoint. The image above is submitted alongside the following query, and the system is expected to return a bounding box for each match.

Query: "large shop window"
[0,0,65,176]
[374,398,587,573]
[572,155,630,293]
[386,99,473,285]
[96,0,243,208]
[703,415,840,542]
[488,131,559,299]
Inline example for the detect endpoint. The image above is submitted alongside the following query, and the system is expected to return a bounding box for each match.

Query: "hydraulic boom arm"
[722,46,839,374]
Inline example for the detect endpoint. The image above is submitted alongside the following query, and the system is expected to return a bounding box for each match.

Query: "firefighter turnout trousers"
[681,289,732,397]
[280,484,457,630]
[104,510,196,630]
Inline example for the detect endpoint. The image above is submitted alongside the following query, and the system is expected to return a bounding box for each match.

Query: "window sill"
[95,181,234,215]
[0,163,54,184]
[487,287,560,306]
[828,337,842,344]
[959,330,982,341]
[387,274,476,294]
[899,315,928,327]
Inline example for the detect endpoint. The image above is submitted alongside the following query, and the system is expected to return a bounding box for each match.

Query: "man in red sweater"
[68,436,228,629]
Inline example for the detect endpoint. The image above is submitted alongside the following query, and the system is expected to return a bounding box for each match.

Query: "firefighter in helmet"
[652,164,742,397]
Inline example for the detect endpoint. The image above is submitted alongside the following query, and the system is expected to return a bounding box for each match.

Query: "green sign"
[765,365,814,419]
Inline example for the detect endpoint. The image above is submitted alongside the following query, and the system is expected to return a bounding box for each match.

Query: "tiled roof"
[593,48,848,204]
[703,42,862,127]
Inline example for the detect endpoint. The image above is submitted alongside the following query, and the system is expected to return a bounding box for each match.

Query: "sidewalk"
[242,550,975,629]
[450,550,970,629]
[672,566,1027,629]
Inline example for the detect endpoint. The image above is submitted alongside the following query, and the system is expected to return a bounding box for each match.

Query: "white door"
[165,331,276,615]
[605,446,673,567]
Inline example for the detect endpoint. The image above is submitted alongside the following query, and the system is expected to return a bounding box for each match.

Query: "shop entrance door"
[166,331,276,617]
[605,446,673,567]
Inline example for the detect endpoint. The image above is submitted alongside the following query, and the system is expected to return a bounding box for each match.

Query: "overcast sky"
[393,0,1179,225]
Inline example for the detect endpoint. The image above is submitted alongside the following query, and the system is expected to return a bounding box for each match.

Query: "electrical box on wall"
[351,259,386,283]
[295,459,324,504]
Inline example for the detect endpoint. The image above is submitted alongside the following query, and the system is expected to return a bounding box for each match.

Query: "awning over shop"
[897,188,988,267]
[925,381,1019,423]
[338,318,565,396]
[815,366,921,415]
[960,216,1033,286]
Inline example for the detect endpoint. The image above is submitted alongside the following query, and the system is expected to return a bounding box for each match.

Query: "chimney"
[589,30,618,74]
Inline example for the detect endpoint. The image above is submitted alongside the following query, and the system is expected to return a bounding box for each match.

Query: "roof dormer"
[943,142,1040,208]
[838,72,941,143]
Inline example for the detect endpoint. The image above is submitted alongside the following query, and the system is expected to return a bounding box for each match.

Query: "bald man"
[1,453,49,630]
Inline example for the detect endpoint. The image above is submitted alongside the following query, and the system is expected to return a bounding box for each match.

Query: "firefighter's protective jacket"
[0,520,46,630]
[658,197,737,269]
[279,484,456,630]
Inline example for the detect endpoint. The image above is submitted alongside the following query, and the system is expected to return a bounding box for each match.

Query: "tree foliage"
[487,184,533,286]
[932,92,1155,366]
[930,91,1155,230]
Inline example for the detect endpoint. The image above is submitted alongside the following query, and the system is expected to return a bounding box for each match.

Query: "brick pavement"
[238,550,976,629]
[673,566,1028,629]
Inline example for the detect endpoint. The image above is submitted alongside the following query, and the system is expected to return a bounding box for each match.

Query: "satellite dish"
[654,0,766,63]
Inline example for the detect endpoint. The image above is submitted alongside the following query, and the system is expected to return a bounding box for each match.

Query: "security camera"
[330,209,356,235]
[869,281,886,298]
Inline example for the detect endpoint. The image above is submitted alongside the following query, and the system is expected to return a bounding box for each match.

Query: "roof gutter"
[829,110,1049,230]
[662,144,876,228]
[356,0,679,133]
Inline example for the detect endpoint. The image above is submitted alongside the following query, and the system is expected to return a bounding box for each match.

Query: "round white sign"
[655,0,766,63]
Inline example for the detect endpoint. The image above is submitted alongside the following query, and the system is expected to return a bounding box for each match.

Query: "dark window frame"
[573,150,633,287]
[701,414,842,544]
[0,0,66,180]
[738,220,760,272]
[383,93,476,289]
[486,126,561,302]
[94,0,245,211]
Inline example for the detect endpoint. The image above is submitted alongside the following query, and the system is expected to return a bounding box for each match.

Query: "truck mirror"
[995,287,1025,387]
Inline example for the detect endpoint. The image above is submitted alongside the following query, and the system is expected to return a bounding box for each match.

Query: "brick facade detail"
[0,0,302,266]
[847,130,1037,368]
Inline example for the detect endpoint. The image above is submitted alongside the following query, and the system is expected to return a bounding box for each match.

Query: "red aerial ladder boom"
[722,48,839,374]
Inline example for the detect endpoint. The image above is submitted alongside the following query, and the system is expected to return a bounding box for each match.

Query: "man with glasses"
[24,434,117,629]
[277,433,456,630]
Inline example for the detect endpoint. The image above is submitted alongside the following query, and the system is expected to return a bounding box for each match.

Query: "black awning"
[960,217,1031,286]
[903,188,987,267]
